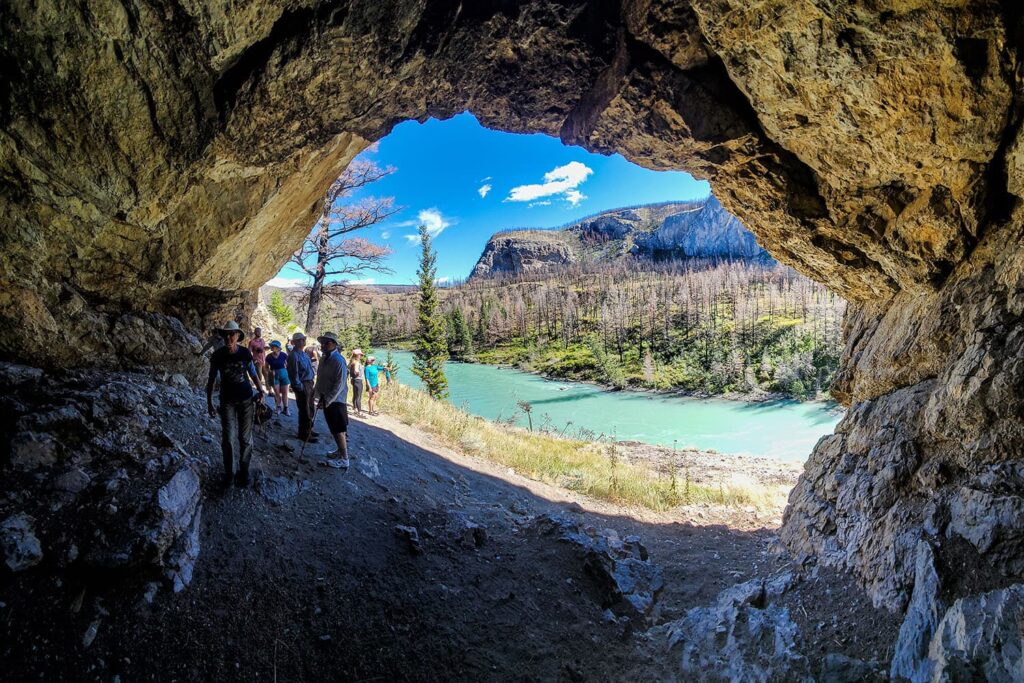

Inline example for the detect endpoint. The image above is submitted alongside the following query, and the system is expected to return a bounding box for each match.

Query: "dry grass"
[377,383,780,512]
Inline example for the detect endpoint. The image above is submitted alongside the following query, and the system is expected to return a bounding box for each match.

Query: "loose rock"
[1,513,43,571]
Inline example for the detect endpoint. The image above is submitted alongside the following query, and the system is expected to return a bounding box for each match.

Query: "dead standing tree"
[291,159,399,336]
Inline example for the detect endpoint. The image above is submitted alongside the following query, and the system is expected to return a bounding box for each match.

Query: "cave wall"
[2,0,1023,609]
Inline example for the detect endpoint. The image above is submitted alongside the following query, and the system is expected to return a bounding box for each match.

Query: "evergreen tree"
[268,290,294,328]
[412,225,449,399]
[447,307,474,359]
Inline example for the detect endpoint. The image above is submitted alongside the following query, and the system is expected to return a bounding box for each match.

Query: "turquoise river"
[382,350,841,462]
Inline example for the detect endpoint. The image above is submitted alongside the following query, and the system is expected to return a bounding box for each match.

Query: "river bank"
[386,340,835,403]
[383,349,840,461]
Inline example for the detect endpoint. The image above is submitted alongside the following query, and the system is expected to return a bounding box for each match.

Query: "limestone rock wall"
[1,0,1023,615]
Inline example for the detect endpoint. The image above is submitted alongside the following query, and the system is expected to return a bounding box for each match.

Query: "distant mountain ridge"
[470,196,770,280]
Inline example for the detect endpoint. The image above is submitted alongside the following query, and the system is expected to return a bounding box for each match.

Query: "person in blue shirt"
[267,340,290,415]
[206,321,265,487]
[286,331,318,442]
[364,356,382,416]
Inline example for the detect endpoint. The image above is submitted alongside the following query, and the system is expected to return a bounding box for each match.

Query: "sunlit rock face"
[1,0,1022,611]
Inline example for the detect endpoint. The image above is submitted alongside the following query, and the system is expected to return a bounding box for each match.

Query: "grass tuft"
[378,383,782,512]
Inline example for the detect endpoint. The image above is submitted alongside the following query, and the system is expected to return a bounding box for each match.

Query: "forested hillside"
[364,261,845,399]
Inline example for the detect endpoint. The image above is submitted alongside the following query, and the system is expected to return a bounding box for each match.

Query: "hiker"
[267,340,290,415]
[306,343,320,375]
[287,332,317,442]
[349,348,365,417]
[314,332,349,466]
[206,321,265,487]
[248,327,271,396]
[364,355,381,416]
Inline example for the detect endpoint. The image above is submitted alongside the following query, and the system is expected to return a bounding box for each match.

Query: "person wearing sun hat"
[287,331,317,442]
[206,320,265,487]
[266,339,290,415]
[314,332,350,466]
[348,348,365,417]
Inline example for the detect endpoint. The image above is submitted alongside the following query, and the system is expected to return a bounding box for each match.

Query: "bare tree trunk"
[306,276,324,336]
[304,225,330,337]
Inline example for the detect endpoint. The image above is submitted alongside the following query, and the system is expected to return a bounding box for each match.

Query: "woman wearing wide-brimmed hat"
[205,320,266,487]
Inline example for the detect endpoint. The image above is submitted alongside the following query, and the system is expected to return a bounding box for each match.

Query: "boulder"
[457,521,488,550]
[254,473,312,506]
[0,363,44,388]
[1,513,43,571]
[890,541,945,682]
[927,584,1024,681]
[664,572,805,681]
[531,514,663,620]
[9,432,60,471]
[394,525,422,555]
[52,466,92,494]
[164,503,202,593]
[154,467,202,554]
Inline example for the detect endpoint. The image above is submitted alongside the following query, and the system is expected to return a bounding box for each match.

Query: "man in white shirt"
[314,332,350,466]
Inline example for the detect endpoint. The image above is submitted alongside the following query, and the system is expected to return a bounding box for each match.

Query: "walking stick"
[299,401,320,458]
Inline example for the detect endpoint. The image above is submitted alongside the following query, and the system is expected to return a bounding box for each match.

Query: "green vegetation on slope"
[370,261,845,400]
[378,383,782,512]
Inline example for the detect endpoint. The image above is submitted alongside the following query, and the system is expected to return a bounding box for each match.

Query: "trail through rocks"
[2,377,897,681]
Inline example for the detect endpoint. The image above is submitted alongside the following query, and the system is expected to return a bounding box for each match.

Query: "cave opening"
[2,1,1024,679]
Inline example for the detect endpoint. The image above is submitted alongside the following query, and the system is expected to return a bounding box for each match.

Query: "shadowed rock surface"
[2,0,1024,677]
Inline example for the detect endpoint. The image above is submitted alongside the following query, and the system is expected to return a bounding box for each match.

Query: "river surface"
[382,350,841,461]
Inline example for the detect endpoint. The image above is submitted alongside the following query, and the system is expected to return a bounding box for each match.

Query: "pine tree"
[447,307,474,359]
[412,225,449,399]
[268,290,294,328]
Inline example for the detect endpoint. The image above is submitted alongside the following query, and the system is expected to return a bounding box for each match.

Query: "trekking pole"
[299,403,320,458]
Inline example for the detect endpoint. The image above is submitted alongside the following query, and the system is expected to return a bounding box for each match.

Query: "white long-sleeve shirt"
[314,349,348,406]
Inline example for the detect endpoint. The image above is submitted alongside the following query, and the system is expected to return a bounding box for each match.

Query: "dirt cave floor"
[1,393,899,682]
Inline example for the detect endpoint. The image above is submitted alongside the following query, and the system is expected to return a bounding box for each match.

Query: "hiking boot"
[234,468,250,488]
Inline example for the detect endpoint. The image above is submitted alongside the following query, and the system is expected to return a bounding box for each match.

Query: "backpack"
[253,400,274,426]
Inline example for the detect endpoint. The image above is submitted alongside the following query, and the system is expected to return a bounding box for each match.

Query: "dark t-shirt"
[209,346,256,404]
[267,351,288,370]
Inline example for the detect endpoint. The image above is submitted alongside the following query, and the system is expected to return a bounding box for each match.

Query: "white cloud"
[380,230,391,239]
[348,278,376,285]
[265,276,308,288]
[419,208,451,237]
[506,161,593,205]
[435,276,450,285]
[478,183,492,198]
[394,208,455,245]
[528,200,553,208]
[564,189,586,206]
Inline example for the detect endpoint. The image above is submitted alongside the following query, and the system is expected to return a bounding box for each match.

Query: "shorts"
[324,401,348,434]
[271,368,290,386]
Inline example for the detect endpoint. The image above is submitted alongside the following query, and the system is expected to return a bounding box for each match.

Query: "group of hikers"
[205,322,393,487]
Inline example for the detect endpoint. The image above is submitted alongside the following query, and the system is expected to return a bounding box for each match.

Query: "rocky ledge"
[1,363,208,603]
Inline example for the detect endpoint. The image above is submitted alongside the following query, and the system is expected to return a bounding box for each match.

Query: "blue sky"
[270,112,710,286]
